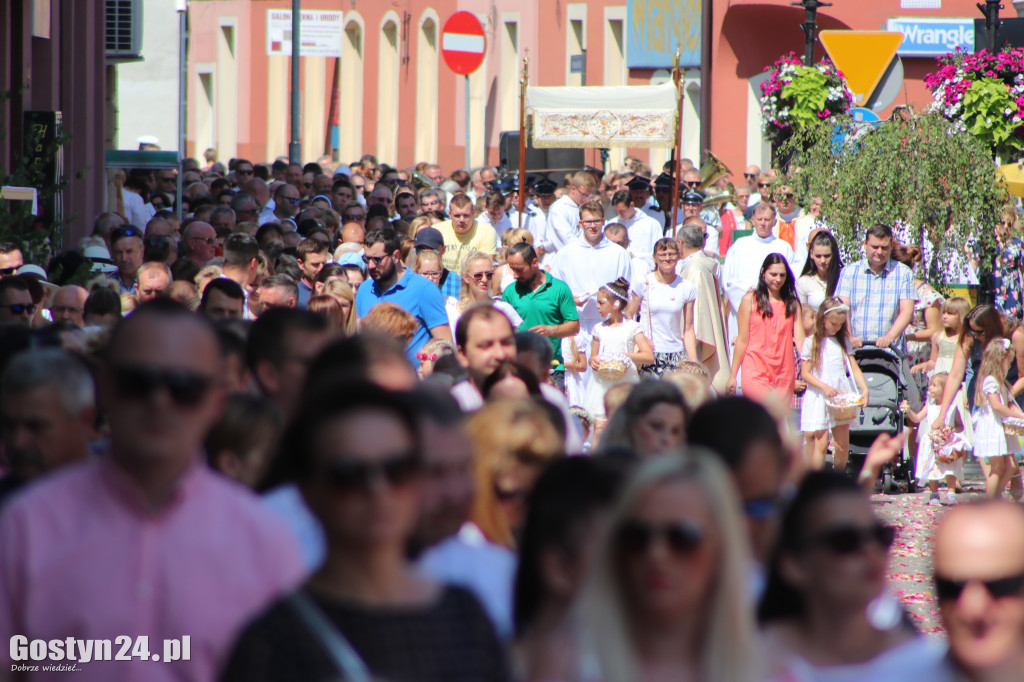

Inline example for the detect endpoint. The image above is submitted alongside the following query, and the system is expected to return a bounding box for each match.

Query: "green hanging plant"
[776,107,1009,290]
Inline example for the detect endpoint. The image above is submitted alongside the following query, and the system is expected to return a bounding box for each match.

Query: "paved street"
[874,457,991,637]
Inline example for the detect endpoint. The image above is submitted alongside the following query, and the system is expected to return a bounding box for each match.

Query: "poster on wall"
[626,0,702,69]
[266,10,343,57]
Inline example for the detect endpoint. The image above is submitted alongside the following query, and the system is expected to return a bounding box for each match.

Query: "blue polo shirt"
[355,268,449,364]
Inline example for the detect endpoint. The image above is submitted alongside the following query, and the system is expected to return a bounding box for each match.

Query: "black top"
[220,585,510,682]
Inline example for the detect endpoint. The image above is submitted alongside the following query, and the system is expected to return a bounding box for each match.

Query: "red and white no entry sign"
[441,11,486,76]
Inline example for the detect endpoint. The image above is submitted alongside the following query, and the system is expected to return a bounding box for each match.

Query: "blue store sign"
[626,0,702,69]
[885,17,974,57]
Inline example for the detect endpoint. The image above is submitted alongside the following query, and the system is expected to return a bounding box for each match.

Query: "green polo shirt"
[502,272,579,370]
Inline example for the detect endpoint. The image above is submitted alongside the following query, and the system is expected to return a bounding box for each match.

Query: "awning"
[525,83,678,148]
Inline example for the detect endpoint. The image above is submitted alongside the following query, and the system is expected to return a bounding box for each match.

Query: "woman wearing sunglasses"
[223,382,508,681]
[445,251,522,336]
[758,471,947,680]
[562,454,758,682]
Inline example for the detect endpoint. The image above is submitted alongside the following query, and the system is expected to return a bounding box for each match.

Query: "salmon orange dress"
[741,298,796,401]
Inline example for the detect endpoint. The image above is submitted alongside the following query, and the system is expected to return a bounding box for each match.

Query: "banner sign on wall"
[626,0,702,69]
[266,10,343,57]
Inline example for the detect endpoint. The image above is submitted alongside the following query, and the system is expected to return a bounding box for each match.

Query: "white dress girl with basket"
[799,298,869,472]
[905,372,967,505]
[974,338,1024,498]
[583,278,654,422]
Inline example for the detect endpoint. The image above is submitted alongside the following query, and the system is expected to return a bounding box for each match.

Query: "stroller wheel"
[883,470,895,495]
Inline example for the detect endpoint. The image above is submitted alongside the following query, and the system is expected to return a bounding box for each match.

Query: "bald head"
[935,501,1024,679]
[51,286,88,326]
[340,222,365,244]
[145,218,173,237]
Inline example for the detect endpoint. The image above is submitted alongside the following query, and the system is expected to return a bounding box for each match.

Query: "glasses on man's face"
[774,193,795,202]
[0,267,18,276]
[684,180,702,188]
[934,572,1024,601]
[344,214,366,222]
[323,452,421,493]
[110,365,214,407]
[6,303,36,316]
[758,182,771,189]
[286,197,302,206]
[580,219,604,227]
[236,169,254,176]
[362,254,388,266]
[743,173,758,179]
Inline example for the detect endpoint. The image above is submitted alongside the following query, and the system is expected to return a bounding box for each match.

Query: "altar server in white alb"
[721,201,795,342]
[545,171,599,258]
[553,200,633,335]
[607,188,661,266]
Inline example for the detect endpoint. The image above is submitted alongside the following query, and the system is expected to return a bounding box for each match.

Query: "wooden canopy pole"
[517,55,530,228]
[670,49,684,235]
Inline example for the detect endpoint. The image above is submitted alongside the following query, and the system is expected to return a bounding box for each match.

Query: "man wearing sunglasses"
[0,301,304,680]
[0,276,35,325]
[934,501,1024,681]
[771,183,816,267]
[356,227,452,368]
[0,243,24,279]
[181,221,219,267]
[270,184,301,224]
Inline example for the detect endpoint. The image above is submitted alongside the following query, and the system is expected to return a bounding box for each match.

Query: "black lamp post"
[978,0,1004,52]
[792,0,832,67]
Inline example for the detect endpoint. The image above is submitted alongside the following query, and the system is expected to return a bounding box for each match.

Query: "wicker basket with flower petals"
[1004,417,1024,437]
[594,353,630,381]
[826,393,863,422]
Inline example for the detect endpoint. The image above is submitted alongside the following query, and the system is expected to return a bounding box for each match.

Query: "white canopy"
[525,83,678,148]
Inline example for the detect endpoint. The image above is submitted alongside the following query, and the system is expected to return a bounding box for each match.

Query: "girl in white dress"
[582,278,654,421]
[972,338,1024,498]
[906,372,965,505]
[799,297,869,471]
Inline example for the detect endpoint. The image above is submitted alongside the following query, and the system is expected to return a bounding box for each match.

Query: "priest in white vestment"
[721,202,796,343]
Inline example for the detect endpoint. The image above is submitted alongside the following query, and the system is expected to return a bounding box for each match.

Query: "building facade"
[185,0,997,176]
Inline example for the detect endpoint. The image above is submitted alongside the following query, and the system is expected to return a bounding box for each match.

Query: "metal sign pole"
[465,75,471,171]
[289,0,302,163]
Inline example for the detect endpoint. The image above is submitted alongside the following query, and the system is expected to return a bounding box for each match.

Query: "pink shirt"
[0,458,305,681]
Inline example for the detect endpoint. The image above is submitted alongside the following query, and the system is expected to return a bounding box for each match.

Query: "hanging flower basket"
[925,48,1024,163]
[759,52,855,148]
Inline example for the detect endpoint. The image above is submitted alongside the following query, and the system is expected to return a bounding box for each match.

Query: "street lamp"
[792,0,832,67]
[978,0,1004,53]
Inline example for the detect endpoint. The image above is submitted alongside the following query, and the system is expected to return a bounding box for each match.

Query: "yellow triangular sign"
[819,31,904,107]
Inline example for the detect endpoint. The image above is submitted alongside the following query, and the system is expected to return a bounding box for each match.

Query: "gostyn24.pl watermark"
[10,635,191,670]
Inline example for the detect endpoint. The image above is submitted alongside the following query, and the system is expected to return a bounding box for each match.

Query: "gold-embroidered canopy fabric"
[525,84,678,149]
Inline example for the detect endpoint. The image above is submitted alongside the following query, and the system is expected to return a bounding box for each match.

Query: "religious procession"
[2,0,1024,680]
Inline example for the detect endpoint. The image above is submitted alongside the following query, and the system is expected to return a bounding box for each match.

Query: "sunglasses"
[0,266,19,276]
[112,226,143,242]
[617,518,704,557]
[774,193,795,201]
[471,271,495,281]
[236,169,254,176]
[6,303,36,315]
[362,254,388,265]
[743,496,781,521]
[743,173,758,179]
[934,572,1024,601]
[110,365,213,407]
[344,214,366,222]
[286,197,302,206]
[804,522,895,555]
[758,182,772,189]
[324,453,421,492]
[684,180,702,188]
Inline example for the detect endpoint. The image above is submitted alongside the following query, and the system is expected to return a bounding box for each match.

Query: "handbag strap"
[645,273,656,353]
[287,590,372,681]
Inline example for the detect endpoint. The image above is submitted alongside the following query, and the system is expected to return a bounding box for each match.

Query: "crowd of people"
[0,151,1022,681]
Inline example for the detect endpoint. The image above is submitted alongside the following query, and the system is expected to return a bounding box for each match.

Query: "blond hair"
[570,170,599,191]
[459,251,495,303]
[579,453,757,682]
[975,338,1014,407]
[322,279,357,336]
[467,399,564,549]
[501,227,533,248]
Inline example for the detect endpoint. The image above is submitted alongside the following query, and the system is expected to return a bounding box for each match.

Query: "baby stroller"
[846,343,916,494]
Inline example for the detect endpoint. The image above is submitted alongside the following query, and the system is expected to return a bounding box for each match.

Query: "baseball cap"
[413,227,444,251]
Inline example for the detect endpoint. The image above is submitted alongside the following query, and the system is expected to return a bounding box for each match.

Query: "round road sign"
[441,11,486,76]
